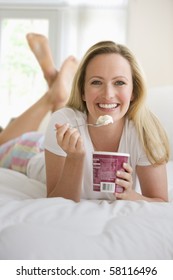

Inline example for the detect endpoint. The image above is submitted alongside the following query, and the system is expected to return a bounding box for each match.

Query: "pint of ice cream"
[93,151,130,193]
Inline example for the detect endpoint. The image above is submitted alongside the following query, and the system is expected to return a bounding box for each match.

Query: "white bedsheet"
[0,162,173,260]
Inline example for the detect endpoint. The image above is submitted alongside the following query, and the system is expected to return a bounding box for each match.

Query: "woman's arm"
[136,164,168,202]
[45,123,85,202]
[115,163,168,202]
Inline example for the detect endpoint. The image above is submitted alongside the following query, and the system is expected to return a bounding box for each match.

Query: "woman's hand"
[55,123,85,158]
[115,162,137,200]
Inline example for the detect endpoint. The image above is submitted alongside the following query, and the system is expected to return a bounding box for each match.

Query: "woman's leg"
[50,55,79,112]
[0,56,78,145]
[0,34,78,176]
[26,33,57,87]
[27,32,79,111]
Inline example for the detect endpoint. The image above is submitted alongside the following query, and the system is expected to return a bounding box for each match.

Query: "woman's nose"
[103,84,115,99]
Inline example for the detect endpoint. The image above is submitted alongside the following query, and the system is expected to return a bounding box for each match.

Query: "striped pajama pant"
[0,132,44,174]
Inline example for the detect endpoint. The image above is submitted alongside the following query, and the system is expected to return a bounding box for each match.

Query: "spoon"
[55,115,113,130]
[72,122,107,128]
[73,115,114,128]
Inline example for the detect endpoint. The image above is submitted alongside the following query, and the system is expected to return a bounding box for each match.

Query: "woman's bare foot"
[48,55,79,111]
[26,33,57,87]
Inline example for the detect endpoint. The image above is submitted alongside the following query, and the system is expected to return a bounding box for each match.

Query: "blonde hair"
[67,41,170,165]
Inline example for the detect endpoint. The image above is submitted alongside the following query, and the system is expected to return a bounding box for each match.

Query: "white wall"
[127,0,173,87]
[0,0,172,88]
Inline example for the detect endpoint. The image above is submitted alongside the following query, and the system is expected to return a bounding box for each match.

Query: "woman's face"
[83,53,133,124]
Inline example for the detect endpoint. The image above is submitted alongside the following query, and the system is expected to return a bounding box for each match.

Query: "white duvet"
[0,162,173,260]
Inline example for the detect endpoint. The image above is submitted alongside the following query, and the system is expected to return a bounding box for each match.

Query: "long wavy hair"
[67,41,170,164]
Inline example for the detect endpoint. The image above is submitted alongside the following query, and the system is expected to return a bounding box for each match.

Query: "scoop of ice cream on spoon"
[96,115,113,126]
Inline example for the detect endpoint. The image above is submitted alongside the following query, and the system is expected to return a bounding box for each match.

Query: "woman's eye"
[91,80,102,85]
[115,81,125,86]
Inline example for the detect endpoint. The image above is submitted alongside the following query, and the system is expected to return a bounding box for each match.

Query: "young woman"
[44,41,170,202]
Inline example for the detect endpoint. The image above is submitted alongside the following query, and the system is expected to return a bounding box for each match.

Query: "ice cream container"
[93,151,130,193]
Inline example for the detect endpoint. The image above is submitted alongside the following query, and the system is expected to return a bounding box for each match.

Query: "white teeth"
[99,103,118,109]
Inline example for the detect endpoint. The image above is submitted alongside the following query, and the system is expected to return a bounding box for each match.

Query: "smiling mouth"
[98,103,119,109]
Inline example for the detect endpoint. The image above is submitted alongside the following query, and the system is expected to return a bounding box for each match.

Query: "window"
[0,1,128,128]
[0,17,49,127]
[0,9,59,127]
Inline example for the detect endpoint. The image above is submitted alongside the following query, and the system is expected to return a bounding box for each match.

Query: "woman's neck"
[88,118,125,152]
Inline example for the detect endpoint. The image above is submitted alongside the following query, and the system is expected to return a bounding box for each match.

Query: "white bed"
[0,86,173,260]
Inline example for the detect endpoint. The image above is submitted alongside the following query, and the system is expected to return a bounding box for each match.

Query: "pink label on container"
[93,152,130,193]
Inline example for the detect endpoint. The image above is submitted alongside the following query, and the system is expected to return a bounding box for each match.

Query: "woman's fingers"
[55,123,84,156]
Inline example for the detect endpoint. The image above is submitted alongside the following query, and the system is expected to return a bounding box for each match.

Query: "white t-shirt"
[41,108,150,200]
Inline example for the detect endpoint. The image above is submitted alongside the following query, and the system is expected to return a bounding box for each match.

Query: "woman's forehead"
[85,53,132,78]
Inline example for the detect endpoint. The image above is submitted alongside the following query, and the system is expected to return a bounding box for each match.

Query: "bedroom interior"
[0,0,173,262]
